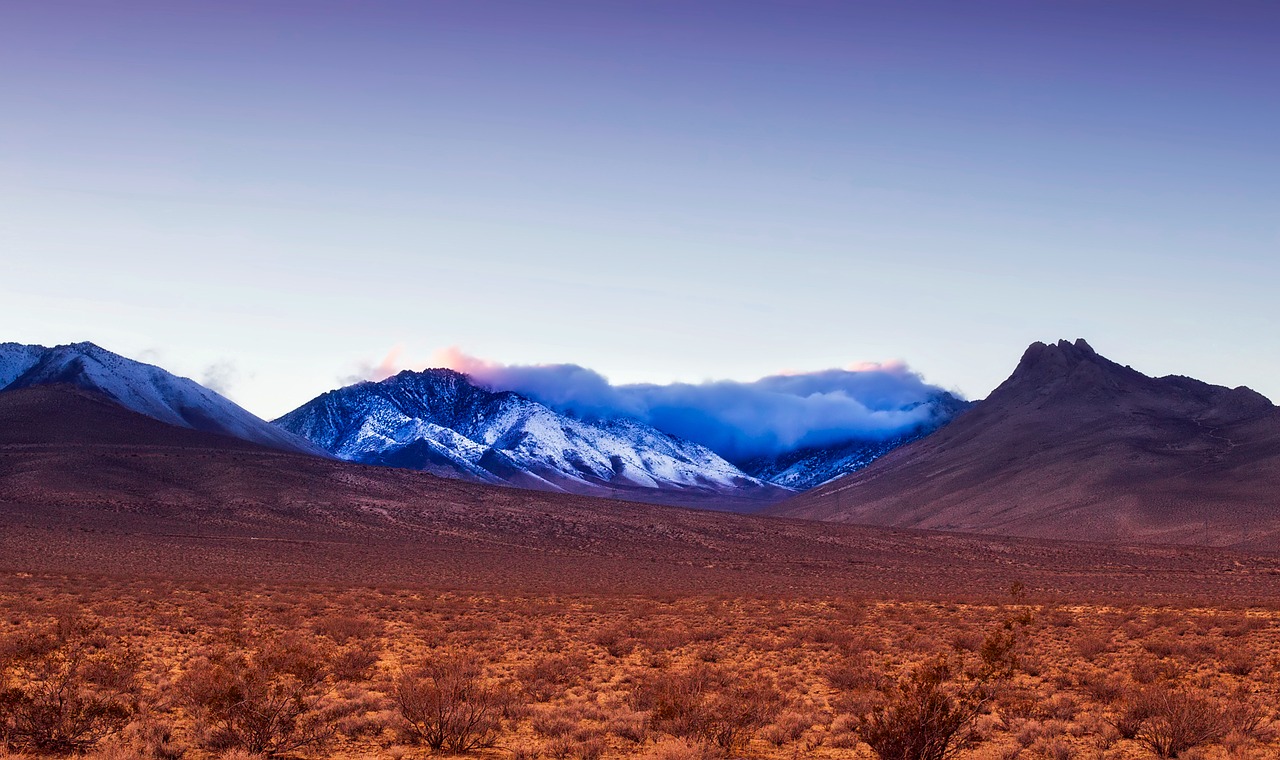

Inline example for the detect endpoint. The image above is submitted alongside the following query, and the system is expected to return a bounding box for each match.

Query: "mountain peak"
[995,338,1142,404]
[0,341,319,455]
[1017,338,1097,370]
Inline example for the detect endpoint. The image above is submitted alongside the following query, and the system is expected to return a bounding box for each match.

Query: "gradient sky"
[2,1,1277,418]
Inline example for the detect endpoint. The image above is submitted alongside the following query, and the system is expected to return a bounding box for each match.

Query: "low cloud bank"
[356,346,958,462]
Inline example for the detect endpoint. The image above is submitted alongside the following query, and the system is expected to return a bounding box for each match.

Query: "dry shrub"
[531,711,576,738]
[1075,668,1126,705]
[1130,656,1180,685]
[1037,738,1072,760]
[0,621,139,754]
[825,652,885,691]
[978,618,1026,680]
[1221,645,1257,677]
[393,653,506,752]
[330,645,379,682]
[631,665,782,752]
[1074,632,1112,660]
[761,709,815,747]
[593,626,637,658]
[546,733,606,760]
[638,737,717,760]
[517,653,587,702]
[859,659,987,760]
[1221,692,1271,741]
[1143,636,1194,660]
[312,613,380,644]
[950,629,985,653]
[1114,684,1228,758]
[119,712,187,760]
[605,708,649,743]
[177,634,334,756]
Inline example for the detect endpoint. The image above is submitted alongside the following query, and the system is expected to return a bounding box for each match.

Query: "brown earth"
[773,339,1280,551]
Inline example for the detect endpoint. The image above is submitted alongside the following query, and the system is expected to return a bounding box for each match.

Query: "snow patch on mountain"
[275,369,784,503]
[0,342,321,455]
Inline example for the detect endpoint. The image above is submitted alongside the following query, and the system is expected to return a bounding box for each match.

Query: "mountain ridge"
[771,338,1280,549]
[0,341,322,455]
[275,368,791,509]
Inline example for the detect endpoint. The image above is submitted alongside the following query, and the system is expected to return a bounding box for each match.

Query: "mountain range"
[6,381,1278,600]
[273,368,789,508]
[0,341,964,508]
[4,337,1280,551]
[773,339,1280,549]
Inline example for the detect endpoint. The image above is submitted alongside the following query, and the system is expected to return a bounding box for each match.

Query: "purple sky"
[2,1,1277,417]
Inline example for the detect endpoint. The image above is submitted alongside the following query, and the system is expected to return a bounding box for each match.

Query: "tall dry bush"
[393,652,507,752]
[859,659,987,760]
[0,619,139,754]
[177,633,335,757]
[1114,684,1228,758]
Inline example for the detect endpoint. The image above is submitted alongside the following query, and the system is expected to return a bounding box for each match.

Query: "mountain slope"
[771,339,1280,549]
[0,342,320,455]
[738,393,973,490]
[275,369,788,508]
[7,383,1280,599]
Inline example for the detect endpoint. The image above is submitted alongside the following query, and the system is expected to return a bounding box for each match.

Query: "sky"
[2,1,1277,420]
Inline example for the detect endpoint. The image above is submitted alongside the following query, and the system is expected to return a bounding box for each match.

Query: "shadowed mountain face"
[0,342,320,455]
[772,339,1280,551]
[5,383,1280,601]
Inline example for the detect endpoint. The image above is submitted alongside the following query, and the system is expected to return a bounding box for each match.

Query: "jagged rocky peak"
[996,337,1140,402]
[1014,338,1099,373]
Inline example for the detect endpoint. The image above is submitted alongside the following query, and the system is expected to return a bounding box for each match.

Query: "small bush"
[312,614,380,644]
[860,659,986,760]
[0,621,139,754]
[517,654,586,702]
[825,652,885,691]
[1117,685,1228,758]
[177,634,334,756]
[330,646,379,682]
[393,653,506,752]
[632,665,781,752]
[606,708,649,743]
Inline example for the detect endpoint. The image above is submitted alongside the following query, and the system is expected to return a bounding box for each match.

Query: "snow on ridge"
[275,368,785,498]
[0,341,320,455]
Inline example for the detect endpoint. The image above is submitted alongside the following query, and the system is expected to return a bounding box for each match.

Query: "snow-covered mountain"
[0,342,320,455]
[739,435,927,491]
[736,393,973,490]
[275,369,788,507]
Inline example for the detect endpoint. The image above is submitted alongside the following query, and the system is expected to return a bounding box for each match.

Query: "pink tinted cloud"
[383,347,960,460]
